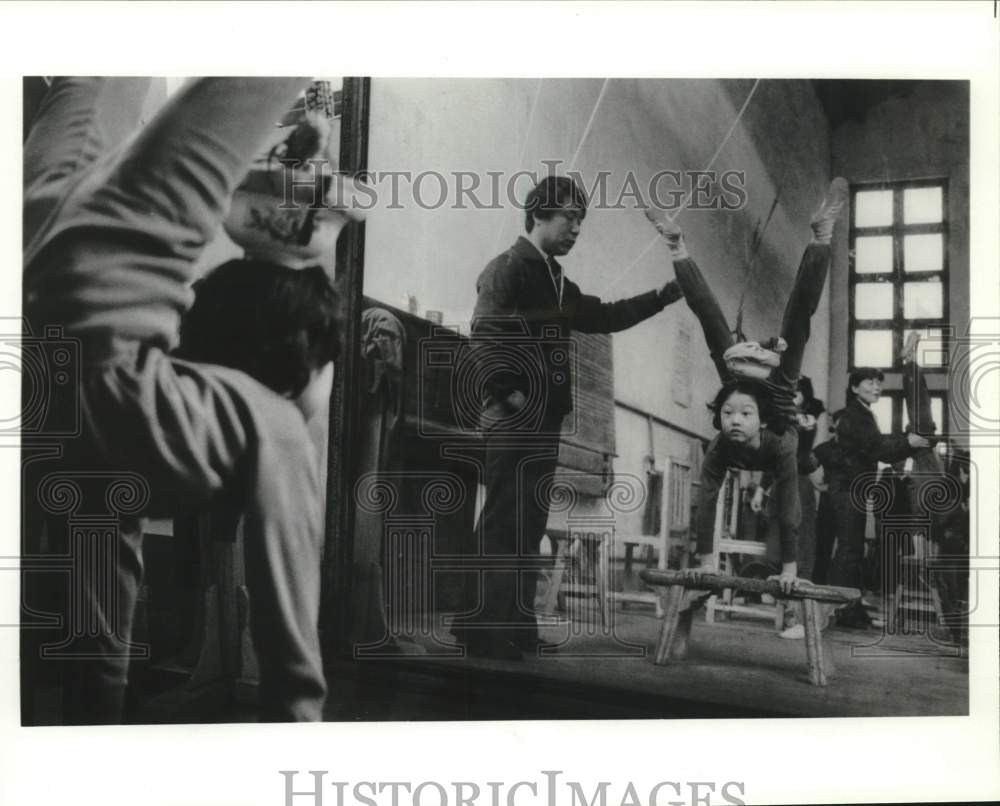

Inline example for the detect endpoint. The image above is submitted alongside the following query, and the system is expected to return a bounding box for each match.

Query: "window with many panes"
[849,179,949,372]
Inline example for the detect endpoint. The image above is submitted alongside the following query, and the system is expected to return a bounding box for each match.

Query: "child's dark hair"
[797,374,826,417]
[846,366,885,406]
[178,258,342,399]
[709,379,776,432]
[524,175,588,233]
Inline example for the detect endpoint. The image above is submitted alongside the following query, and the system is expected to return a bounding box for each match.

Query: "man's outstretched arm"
[570,280,682,334]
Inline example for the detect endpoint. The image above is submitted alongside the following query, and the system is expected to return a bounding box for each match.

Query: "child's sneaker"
[810,177,849,244]
[644,209,688,260]
[901,330,921,365]
[779,623,805,640]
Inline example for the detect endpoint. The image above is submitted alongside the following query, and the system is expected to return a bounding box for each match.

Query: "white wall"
[360,79,834,542]
[364,78,833,432]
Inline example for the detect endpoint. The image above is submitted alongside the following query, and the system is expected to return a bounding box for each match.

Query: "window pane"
[855,330,893,368]
[854,282,893,319]
[903,328,947,368]
[855,189,893,227]
[870,396,893,434]
[903,186,943,224]
[904,233,943,273]
[855,236,893,273]
[903,281,943,319]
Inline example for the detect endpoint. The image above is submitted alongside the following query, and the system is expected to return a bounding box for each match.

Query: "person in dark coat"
[452,175,684,660]
[811,408,846,585]
[828,368,930,628]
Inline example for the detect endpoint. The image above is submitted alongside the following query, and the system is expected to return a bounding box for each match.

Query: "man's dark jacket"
[470,236,668,419]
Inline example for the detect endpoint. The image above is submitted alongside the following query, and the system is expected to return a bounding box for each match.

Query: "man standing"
[453,176,683,659]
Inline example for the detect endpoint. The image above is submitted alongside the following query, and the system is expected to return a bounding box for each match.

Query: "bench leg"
[623,543,635,576]
[596,536,610,631]
[803,599,829,686]
[671,607,695,659]
[774,600,788,631]
[543,540,568,614]
[705,594,717,624]
[887,583,903,633]
[653,584,686,665]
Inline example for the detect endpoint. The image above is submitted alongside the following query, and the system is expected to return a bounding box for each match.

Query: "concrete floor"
[24,563,969,724]
[315,569,968,722]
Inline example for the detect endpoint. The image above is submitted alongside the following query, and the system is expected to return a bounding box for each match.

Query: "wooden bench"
[639,569,861,686]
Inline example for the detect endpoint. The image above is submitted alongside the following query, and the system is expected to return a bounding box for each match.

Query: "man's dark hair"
[846,366,885,405]
[178,259,342,399]
[708,379,776,432]
[524,175,588,233]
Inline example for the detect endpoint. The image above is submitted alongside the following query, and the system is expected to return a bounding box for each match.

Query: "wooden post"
[543,535,568,615]
[596,532,610,631]
[324,77,371,658]
[803,599,828,686]
[672,607,695,659]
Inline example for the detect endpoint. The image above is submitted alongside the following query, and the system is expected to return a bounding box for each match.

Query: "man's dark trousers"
[465,413,562,646]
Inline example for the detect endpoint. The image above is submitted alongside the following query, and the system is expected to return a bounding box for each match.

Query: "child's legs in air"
[775,177,847,386]
[776,243,832,385]
[672,255,735,382]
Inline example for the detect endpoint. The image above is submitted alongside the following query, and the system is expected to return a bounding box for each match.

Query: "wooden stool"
[640,569,861,686]
[543,527,610,629]
[888,554,946,634]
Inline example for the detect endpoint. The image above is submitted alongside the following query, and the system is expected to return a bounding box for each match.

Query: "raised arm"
[568,280,681,334]
[837,407,916,466]
[692,435,730,561]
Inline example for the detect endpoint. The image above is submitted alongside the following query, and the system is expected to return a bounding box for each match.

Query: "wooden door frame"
[322,76,371,657]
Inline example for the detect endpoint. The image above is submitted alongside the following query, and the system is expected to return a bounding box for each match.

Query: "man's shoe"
[461,635,524,661]
[836,606,873,631]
